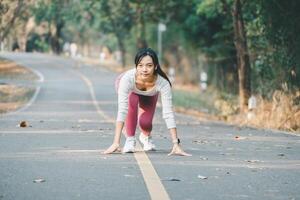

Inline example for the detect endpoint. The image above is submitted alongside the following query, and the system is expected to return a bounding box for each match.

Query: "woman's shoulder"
[157,75,171,89]
[157,74,168,84]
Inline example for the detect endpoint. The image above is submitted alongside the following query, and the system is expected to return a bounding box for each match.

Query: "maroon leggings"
[115,73,158,136]
[125,92,158,136]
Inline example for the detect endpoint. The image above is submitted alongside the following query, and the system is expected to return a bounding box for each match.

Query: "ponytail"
[156,64,172,87]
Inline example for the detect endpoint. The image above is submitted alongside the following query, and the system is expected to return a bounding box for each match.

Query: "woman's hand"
[103,143,121,154]
[168,144,192,156]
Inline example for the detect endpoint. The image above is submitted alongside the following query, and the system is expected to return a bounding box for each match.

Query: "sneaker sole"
[143,148,156,151]
[122,149,135,153]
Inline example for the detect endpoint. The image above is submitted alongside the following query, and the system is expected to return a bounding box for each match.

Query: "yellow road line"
[75,71,114,123]
[76,70,170,200]
[134,143,170,200]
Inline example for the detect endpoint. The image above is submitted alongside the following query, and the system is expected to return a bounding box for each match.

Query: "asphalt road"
[0,52,299,200]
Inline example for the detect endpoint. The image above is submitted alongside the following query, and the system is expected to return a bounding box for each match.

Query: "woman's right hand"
[103,143,121,154]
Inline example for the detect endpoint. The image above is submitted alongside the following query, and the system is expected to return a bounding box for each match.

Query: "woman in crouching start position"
[103,48,191,156]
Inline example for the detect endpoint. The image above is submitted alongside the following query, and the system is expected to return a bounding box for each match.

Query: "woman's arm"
[103,121,124,154]
[104,72,132,154]
[159,82,191,156]
[168,128,192,156]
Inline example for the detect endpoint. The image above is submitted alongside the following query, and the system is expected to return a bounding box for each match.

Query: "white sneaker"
[122,137,136,153]
[139,133,156,151]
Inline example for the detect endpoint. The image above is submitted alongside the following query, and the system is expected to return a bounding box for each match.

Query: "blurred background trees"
[1,0,299,112]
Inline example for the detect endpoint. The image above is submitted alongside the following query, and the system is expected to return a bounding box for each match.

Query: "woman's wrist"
[112,142,120,146]
[172,138,180,144]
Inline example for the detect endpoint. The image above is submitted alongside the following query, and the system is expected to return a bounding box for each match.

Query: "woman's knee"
[139,113,153,131]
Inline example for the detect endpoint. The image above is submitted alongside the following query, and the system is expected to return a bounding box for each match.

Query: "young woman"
[103,48,191,156]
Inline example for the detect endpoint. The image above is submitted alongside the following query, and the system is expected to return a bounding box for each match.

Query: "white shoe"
[139,133,156,151]
[122,137,136,153]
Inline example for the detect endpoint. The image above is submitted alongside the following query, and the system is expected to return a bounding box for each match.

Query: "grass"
[228,91,300,132]
[0,84,35,113]
[173,84,300,133]
[0,58,38,80]
[0,58,37,114]
[173,88,218,114]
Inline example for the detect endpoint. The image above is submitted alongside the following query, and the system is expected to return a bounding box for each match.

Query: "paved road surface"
[0,53,299,200]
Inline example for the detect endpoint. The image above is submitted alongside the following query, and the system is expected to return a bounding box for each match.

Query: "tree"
[32,0,69,54]
[0,0,25,47]
[260,0,300,91]
[232,0,251,112]
[197,0,251,111]
[88,0,134,67]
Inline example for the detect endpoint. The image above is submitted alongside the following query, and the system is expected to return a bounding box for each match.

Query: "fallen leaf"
[193,140,209,144]
[199,157,208,160]
[161,178,181,182]
[246,160,261,163]
[33,178,46,183]
[197,175,208,179]
[19,121,27,127]
[234,136,247,140]
[124,174,135,178]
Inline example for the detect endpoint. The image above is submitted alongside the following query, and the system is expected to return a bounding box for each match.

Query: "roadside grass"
[173,87,218,114]
[228,91,300,133]
[0,58,37,114]
[0,58,38,80]
[173,85,300,133]
[0,85,35,113]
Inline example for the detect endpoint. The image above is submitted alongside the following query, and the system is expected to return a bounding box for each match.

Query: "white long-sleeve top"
[117,68,176,129]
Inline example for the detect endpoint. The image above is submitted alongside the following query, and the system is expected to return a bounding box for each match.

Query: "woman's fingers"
[178,151,192,156]
[103,144,121,154]
[168,145,192,156]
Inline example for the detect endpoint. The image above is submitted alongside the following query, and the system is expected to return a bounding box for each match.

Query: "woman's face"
[136,55,156,80]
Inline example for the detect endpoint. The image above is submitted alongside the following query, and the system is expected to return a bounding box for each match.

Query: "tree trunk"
[116,34,126,67]
[232,0,251,112]
[136,4,147,49]
[51,21,63,54]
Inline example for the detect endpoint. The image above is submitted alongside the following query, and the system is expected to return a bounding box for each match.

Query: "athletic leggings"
[115,73,158,137]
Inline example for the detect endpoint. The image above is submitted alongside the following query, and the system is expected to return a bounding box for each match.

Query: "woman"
[103,48,191,156]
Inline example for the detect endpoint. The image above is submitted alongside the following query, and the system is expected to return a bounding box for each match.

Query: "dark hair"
[134,48,172,87]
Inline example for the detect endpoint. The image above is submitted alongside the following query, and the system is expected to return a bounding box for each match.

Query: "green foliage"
[21,0,299,96]
[26,33,50,52]
[259,0,300,91]
[31,0,70,54]
[173,88,218,114]
[240,0,300,97]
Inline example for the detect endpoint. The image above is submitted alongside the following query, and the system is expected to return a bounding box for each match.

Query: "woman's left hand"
[168,144,192,156]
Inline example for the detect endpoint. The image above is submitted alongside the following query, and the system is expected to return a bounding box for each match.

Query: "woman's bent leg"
[138,94,159,136]
[125,92,139,137]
